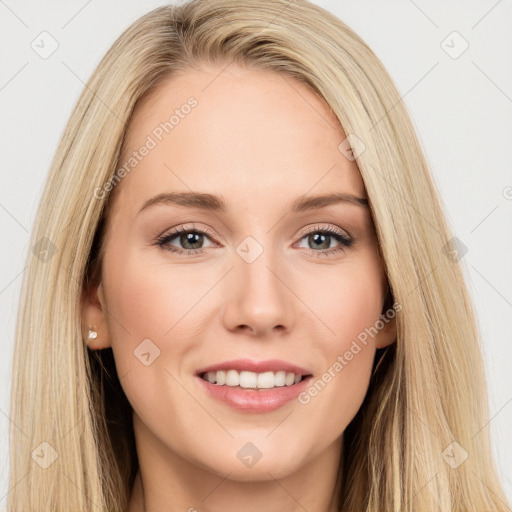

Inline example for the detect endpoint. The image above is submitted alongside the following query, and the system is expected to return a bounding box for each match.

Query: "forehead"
[110,63,366,219]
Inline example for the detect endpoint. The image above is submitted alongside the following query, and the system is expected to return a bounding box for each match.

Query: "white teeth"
[273,370,286,387]
[257,371,275,389]
[201,369,305,388]
[285,372,295,386]
[225,369,240,386]
[216,370,226,385]
[240,371,257,388]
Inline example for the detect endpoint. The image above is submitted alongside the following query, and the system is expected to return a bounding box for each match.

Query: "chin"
[192,443,306,482]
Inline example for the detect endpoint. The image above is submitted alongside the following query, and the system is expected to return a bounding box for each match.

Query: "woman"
[8,0,510,510]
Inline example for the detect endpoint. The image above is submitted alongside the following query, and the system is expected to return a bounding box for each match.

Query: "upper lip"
[195,358,312,376]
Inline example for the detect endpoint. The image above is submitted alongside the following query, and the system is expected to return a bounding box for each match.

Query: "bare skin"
[82,62,396,512]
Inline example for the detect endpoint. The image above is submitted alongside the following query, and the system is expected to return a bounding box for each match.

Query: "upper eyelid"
[296,223,352,239]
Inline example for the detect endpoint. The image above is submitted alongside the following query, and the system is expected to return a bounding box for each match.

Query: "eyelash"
[154,223,354,258]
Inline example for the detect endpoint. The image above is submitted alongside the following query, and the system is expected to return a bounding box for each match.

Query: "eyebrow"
[137,191,369,215]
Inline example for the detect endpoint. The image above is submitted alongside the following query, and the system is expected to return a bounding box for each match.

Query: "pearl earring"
[88,326,98,342]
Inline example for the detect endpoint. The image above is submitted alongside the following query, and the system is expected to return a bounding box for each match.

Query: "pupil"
[311,233,329,249]
[182,232,202,249]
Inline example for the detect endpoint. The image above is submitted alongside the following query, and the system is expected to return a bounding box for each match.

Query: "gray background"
[1,0,511,507]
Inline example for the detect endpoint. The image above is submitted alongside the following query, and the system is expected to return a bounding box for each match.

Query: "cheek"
[102,245,215,345]
[302,253,385,345]
[293,254,384,424]
[100,249,212,434]
[99,248,200,384]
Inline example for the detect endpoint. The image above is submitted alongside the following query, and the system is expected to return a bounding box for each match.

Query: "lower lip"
[196,375,313,413]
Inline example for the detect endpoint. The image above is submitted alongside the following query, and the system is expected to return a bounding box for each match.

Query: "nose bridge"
[238,235,282,294]
[222,231,295,335]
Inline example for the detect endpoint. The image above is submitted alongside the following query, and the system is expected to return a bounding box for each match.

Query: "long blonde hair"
[9,1,509,510]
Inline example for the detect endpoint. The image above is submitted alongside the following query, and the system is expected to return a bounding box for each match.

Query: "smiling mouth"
[199,369,312,390]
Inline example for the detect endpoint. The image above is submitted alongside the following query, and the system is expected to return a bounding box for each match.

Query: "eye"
[155,223,354,258]
[294,224,354,258]
[155,224,216,256]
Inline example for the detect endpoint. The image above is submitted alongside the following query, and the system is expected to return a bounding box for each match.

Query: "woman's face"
[84,63,395,482]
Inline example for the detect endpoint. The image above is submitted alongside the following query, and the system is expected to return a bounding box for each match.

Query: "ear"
[374,315,397,349]
[81,280,111,350]
[374,286,397,349]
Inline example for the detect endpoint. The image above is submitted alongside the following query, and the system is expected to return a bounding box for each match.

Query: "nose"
[221,249,296,337]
